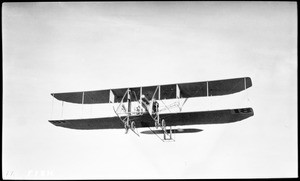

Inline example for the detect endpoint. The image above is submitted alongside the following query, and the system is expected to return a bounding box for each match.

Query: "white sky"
[2,2,297,179]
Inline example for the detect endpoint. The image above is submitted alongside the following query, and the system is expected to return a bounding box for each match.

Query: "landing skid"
[149,115,174,141]
[147,126,175,142]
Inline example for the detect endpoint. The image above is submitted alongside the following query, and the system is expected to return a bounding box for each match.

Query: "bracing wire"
[51,94,54,119]
[61,101,64,118]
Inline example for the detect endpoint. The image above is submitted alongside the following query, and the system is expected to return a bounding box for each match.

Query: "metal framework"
[112,89,139,136]
[111,86,189,141]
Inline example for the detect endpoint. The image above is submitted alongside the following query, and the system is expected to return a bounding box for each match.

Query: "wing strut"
[81,92,84,117]
[51,94,54,119]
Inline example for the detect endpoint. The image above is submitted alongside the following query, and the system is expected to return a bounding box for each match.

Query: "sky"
[2,2,297,179]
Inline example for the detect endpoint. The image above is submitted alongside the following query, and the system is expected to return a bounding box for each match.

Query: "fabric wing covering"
[49,108,254,130]
[51,77,252,104]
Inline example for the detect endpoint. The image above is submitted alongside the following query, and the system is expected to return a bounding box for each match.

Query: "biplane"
[49,77,254,141]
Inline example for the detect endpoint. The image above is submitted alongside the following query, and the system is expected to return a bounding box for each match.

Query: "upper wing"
[51,77,252,104]
[179,77,252,97]
[49,107,254,130]
[52,90,110,104]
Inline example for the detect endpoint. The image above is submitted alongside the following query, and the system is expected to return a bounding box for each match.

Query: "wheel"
[162,119,166,127]
[125,125,129,134]
[124,122,130,134]
[131,121,136,130]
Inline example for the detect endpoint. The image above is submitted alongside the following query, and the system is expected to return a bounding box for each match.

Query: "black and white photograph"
[2,2,297,179]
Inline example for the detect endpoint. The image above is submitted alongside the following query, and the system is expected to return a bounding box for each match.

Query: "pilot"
[152,99,159,114]
[141,94,149,105]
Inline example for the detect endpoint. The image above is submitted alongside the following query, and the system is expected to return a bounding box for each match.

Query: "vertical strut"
[126,89,131,133]
[51,94,54,119]
[82,92,85,104]
[176,84,180,98]
[127,89,131,115]
[207,82,209,96]
[158,85,161,100]
[109,89,115,103]
[82,92,85,118]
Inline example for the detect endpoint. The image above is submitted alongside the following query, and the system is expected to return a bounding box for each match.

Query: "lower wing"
[49,108,254,130]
